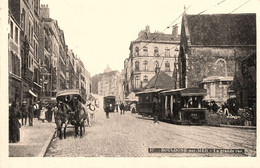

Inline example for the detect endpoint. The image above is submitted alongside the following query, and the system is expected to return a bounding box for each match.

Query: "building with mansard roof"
[123,25,180,97]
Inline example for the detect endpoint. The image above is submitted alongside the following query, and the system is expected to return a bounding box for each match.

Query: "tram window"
[184,96,200,108]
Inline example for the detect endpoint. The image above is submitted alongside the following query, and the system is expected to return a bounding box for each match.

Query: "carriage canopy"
[56,89,82,103]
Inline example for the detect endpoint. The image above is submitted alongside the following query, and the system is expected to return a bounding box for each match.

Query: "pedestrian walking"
[9,102,21,143]
[116,104,118,113]
[21,102,28,126]
[47,103,53,122]
[119,102,125,115]
[28,103,34,126]
[152,97,160,124]
[33,102,38,119]
[38,101,42,120]
[40,106,47,123]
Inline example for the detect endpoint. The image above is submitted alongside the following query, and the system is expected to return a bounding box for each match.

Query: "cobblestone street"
[45,108,256,157]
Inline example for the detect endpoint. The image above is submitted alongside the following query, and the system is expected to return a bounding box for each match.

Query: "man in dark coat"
[21,102,28,125]
[152,97,160,124]
[115,104,118,113]
[28,103,34,126]
[9,102,21,143]
[119,103,125,115]
[212,101,219,113]
[47,103,53,122]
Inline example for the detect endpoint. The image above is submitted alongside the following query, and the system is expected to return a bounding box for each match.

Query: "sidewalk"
[9,118,56,157]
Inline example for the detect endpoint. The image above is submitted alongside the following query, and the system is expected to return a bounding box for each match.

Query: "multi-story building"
[66,49,77,89]
[38,15,55,99]
[91,73,103,94]
[8,1,90,104]
[8,11,22,104]
[9,0,42,105]
[40,5,67,95]
[84,69,91,100]
[117,70,125,102]
[124,25,180,96]
[74,57,91,101]
[97,69,124,103]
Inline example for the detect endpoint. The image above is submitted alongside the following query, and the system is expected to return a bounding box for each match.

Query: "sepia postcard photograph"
[0,0,259,167]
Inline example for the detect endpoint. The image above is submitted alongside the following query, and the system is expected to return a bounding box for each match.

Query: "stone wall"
[185,46,256,88]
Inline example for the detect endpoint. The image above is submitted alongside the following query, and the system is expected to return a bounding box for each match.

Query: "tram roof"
[136,88,165,95]
[104,95,116,99]
[159,88,207,96]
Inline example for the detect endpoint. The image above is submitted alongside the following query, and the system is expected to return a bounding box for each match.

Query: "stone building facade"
[233,53,256,108]
[8,1,91,105]
[178,13,256,106]
[200,76,234,105]
[40,10,66,97]
[97,67,124,102]
[76,58,91,101]
[98,70,119,96]
[66,49,78,90]
[9,0,42,106]
[8,12,22,104]
[178,13,256,89]
[124,26,180,96]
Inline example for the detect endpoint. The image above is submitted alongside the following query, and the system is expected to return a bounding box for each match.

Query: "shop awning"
[29,89,38,97]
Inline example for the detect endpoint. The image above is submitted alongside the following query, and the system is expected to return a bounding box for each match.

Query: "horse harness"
[88,103,96,111]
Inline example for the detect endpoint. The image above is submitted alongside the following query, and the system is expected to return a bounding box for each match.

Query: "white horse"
[83,100,97,127]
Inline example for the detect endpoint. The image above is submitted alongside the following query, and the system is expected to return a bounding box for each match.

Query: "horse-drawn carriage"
[55,89,88,139]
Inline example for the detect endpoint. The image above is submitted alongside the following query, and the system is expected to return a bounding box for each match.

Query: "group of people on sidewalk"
[9,100,57,143]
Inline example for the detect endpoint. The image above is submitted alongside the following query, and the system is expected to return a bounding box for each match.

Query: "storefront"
[9,74,22,105]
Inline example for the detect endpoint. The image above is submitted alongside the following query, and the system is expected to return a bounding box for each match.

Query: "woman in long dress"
[39,106,47,122]
[9,102,21,143]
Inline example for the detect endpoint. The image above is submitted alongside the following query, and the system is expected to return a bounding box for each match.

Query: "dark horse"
[54,102,71,139]
[73,98,88,137]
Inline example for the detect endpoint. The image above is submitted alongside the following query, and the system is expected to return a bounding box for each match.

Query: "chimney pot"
[172,24,178,39]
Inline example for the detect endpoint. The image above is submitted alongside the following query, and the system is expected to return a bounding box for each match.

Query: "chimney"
[172,24,178,39]
[145,25,150,33]
[40,4,50,18]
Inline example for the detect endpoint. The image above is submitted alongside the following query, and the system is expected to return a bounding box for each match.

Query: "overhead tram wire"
[152,44,179,88]
[135,5,192,54]
[229,0,251,13]
[152,0,251,89]
[170,0,228,28]
[134,0,228,55]
[151,0,229,88]
[127,0,245,88]
[124,44,179,86]
[126,0,228,86]
[123,6,193,86]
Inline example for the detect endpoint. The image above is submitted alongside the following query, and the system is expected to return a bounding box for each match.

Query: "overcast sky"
[40,0,259,76]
